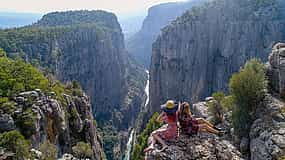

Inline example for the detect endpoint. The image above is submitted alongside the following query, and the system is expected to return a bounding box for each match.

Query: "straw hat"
[161,100,178,114]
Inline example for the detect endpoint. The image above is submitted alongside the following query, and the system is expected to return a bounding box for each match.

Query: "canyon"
[145,42,285,160]
[0,10,146,159]
[149,0,285,113]
[126,0,208,67]
[2,0,285,159]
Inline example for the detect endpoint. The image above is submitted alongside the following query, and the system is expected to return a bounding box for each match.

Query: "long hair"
[181,102,192,116]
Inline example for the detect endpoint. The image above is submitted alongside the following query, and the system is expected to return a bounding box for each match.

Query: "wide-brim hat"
[161,100,178,114]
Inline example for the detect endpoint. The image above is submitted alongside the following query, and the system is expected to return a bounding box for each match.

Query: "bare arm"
[156,112,165,122]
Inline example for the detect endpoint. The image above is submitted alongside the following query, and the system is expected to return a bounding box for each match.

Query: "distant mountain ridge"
[34,10,121,30]
[119,15,145,40]
[126,0,208,67]
[0,12,42,28]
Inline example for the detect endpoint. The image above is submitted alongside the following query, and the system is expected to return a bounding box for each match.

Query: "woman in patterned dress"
[144,100,178,153]
[178,102,222,135]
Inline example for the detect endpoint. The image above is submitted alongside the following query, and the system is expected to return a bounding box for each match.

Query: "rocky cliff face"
[249,43,285,160]
[126,0,208,67]
[0,10,146,130]
[149,0,285,113]
[0,10,147,159]
[145,134,242,160]
[145,44,285,160]
[0,89,105,159]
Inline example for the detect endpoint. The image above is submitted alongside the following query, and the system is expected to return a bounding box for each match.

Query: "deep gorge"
[0,10,147,160]
[2,0,285,160]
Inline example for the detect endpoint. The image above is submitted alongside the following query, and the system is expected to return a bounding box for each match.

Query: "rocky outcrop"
[250,43,285,160]
[126,0,208,67]
[145,134,242,160]
[268,43,285,97]
[2,89,105,159]
[143,95,240,160]
[0,114,15,132]
[149,0,285,113]
[192,101,209,119]
[145,44,285,160]
[250,94,285,160]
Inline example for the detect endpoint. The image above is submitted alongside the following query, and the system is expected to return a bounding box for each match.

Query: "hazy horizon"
[0,0,187,18]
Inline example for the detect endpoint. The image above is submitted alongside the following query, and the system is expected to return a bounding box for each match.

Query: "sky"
[0,0,186,17]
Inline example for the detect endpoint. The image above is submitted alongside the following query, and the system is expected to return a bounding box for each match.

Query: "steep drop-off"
[0,10,147,159]
[145,43,285,160]
[126,0,208,67]
[0,10,146,130]
[150,0,285,113]
[0,56,105,159]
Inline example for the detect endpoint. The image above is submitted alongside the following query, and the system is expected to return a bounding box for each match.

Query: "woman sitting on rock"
[178,102,223,136]
[144,100,178,153]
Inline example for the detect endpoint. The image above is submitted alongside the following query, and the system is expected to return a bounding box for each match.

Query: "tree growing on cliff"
[39,141,57,160]
[0,48,6,57]
[131,112,163,160]
[207,91,233,124]
[0,57,49,97]
[0,131,31,159]
[229,59,267,137]
[72,141,93,159]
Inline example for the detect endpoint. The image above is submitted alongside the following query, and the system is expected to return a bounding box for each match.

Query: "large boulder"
[192,101,209,119]
[250,43,285,160]
[250,94,285,160]
[1,90,105,160]
[268,43,285,97]
[0,114,15,132]
[145,134,243,160]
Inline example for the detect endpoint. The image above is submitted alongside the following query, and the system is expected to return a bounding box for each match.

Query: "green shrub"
[0,57,49,97]
[0,97,16,114]
[72,80,81,89]
[207,91,227,124]
[0,48,6,57]
[0,56,73,100]
[98,125,118,160]
[69,107,78,120]
[0,131,31,160]
[14,108,37,138]
[72,142,93,159]
[221,95,235,112]
[278,155,285,160]
[229,59,267,137]
[0,101,16,114]
[131,112,163,160]
[0,97,9,104]
[207,92,235,124]
[39,141,57,160]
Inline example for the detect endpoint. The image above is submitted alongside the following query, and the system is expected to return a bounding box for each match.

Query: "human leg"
[144,126,168,152]
[198,124,219,135]
[144,133,156,152]
[153,134,168,151]
[196,118,214,127]
[197,118,223,131]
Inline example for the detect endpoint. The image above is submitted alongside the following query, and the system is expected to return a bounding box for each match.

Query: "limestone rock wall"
[0,89,105,160]
[126,0,208,67]
[149,0,285,113]
[250,43,285,160]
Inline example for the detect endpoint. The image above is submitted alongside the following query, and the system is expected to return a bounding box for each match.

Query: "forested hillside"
[0,10,146,159]
[0,51,105,159]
